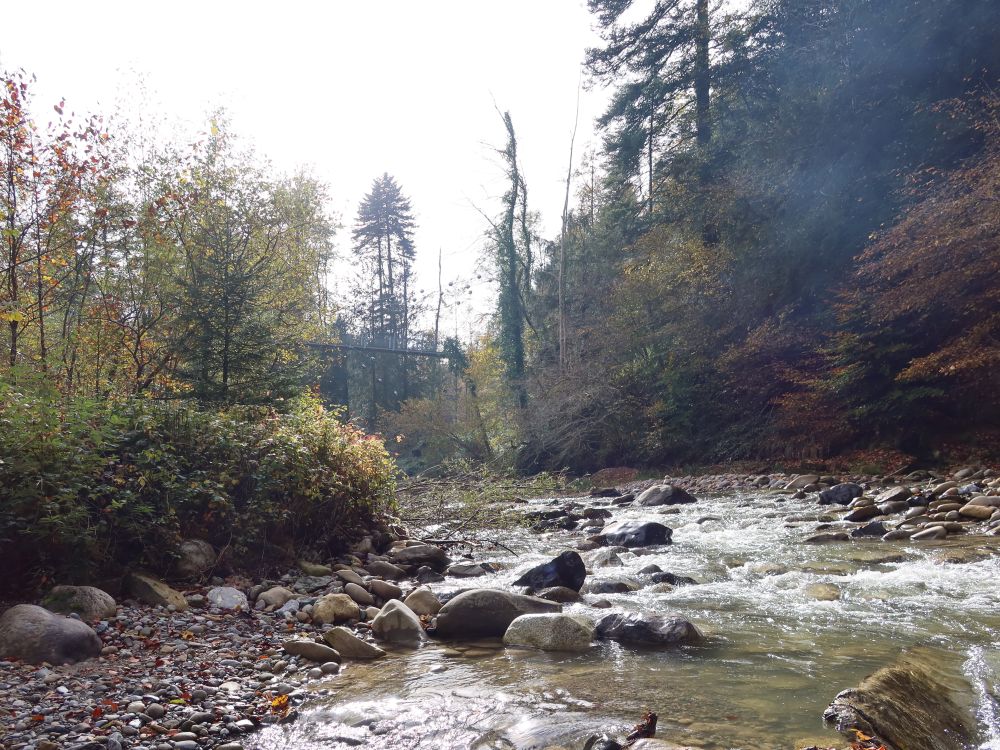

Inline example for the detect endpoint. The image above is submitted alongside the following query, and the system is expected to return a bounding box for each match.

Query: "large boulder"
[636,484,697,506]
[594,612,703,646]
[503,613,594,652]
[126,572,188,611]
[823,648,973,750]
[41,585,116,621]
[818,483,864,506]
[0,604,102,665]
[322,627,386,659]
[174,539,216,579]
[312,593,361,624]
[513,551,587,592]
[432,589,561,639]
[207,586,248,610]
[597,520,672,548]
[390,543,451,571]
[370,600,426,644]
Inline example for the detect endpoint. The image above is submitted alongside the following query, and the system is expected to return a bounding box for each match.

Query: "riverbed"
[249,490,1000,749]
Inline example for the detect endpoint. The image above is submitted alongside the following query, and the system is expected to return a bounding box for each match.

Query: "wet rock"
[649,572,698,586]
[536,586,581,603]
[0,604,102,665]
[612,493,636,505]
[370,600,426,643]
[502,613,594,651]
[432,589,561,639]
[322,627,386,658]
[390,543,451,571]
[786,474,819,490]
[881,529,914,541]
[447,563,489,577]
[175,538,217,578]
[584,548,625,569]
[581,577,641,594]
[818,483,864,505]
[594,612,703,646]
[844,505,882,522]
[850,521,888,538]
[823,648,973,750]
[513,551,587,592]
[207,586,248,610]
[636,484,697,506]
[598,519,672,548]
[258,586,296,608]
[911,526,947,541]
[41,585,116,621]
[125,572,188,611]
[415,565,446,583]
[403,587,441,616]
[583,507,614,519]
[312,593,360,624]
[805,583,841,601]
[804,532,850,543]
[958,504,993,520]
[589,487,621,497]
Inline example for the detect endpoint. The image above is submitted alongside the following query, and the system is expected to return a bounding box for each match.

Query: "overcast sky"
[1,1,608,338]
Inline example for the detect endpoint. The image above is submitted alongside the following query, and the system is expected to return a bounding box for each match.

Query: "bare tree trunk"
[559,85,581,372]
[695,0,711,149]
[434,247,442,352]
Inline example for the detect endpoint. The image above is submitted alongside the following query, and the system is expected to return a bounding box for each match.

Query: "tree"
[161,124,328,404]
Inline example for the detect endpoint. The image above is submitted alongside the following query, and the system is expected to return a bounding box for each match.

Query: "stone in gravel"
[299,561,334,576]
[503,613,594,652]
[415,565,446,583]
[403,587,441,616]
[369,580,403,601]
[595,612,703,646]
[513,550,587,592]
[370,600,426,643]
[804,532,850,543]
[882,529,914,541]
[41,585,117,621]
[365,560,406,580]
[322,626,386,659]
[175,539,216,578]
[390,543,451,571]
[851,521,888,538]
[844,505,882,522]
[207,586,248,610]
[145,703,166,719]
[336,568,365,585]
[320,661,341,674]
[818,483,864,505]
[125,572,189,611]
[258,586,296,608]
[312,593,360,624]
[447,563,489,577]
[958,504,993,520]
[432,589,561,639]
[636,484,697,506]
[282,639,342,663]
[344,582,375,606]
[598,519,672,548]
[874,487,912,505]
[0,604,102,665]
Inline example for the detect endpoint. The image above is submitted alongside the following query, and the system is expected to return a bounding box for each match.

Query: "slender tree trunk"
[434,247,442,351]
[695,0,711,149]
[559,87,580,372]
[648,102,655,216]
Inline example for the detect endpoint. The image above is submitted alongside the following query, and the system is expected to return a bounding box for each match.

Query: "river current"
[249,490,1000,749]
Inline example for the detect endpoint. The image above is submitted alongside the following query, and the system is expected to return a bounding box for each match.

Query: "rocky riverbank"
[2,463,997,750]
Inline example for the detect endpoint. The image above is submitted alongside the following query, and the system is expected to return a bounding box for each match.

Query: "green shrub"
[0,386,396,594]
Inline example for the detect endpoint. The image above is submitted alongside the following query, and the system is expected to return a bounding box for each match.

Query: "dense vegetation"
[0,76,396,592]
[384,0,1000,473]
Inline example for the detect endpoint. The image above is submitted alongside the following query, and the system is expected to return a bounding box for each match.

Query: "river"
[248,489,1000,749]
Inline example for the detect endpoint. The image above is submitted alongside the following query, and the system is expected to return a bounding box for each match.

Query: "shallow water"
[249,491,1000,749]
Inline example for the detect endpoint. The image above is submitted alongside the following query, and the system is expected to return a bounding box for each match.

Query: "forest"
[2,0,1000,587]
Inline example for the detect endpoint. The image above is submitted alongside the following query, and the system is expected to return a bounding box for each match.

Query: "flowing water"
[249,490,1000,749]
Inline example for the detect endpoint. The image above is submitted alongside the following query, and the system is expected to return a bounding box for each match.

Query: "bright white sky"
[1,0,608,339]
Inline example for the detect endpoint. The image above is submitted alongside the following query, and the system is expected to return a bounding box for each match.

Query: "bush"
[0,386,396,595]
